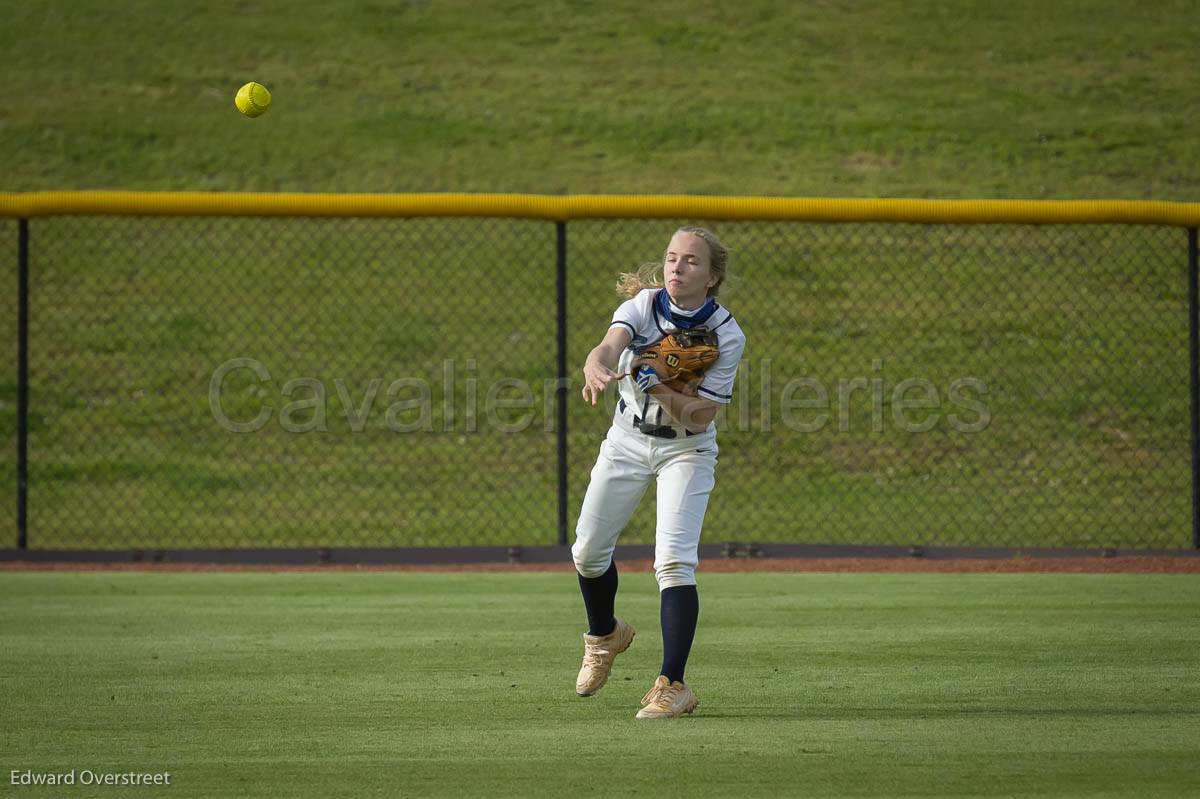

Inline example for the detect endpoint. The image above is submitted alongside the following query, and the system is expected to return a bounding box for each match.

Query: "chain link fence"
[5,214,1195,550]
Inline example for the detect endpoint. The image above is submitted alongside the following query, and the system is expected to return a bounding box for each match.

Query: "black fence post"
[556,221,569,546]
[1189,227,1199,550]
[17,219,29,549]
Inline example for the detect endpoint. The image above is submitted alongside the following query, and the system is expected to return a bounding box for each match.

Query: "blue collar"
[655,289,718,329]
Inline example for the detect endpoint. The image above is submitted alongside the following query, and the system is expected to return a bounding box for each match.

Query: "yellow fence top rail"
[2,192,1199,226]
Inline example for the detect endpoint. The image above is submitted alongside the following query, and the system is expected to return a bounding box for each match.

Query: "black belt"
[618,399,698,439]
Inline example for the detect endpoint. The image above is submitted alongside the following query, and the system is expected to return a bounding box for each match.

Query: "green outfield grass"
[2,571,1198,798]
[2,0,1199,199]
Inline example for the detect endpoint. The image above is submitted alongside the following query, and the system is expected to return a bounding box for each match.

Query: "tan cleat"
[635,675,699,719]
[575,618,636,696]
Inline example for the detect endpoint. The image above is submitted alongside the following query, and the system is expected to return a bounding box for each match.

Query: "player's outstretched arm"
[646,384,719,433]
[582,326,633,405]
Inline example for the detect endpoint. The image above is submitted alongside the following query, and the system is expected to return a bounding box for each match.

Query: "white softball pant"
[572,414,719,590]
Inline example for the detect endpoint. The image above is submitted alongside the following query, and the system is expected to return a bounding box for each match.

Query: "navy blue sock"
[659,585,699,684]
[577,559,618,637]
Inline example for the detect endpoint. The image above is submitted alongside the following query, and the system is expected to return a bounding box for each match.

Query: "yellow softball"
[235,82,271,117]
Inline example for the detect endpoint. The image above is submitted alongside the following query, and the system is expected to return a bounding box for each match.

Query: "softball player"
[573,226,746,719]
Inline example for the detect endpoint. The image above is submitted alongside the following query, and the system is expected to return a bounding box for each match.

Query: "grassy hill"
[3,0,1199,198]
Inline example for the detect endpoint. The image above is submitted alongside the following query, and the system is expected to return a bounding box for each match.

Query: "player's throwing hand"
[581,360,619,405]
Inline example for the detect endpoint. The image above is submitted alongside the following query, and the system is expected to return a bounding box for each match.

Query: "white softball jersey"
[572,288,746,590]
[610,288,746,431]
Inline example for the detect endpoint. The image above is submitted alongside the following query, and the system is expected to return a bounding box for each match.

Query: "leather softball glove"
[621,329,720,396]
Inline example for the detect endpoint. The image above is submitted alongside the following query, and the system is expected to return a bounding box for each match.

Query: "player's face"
[663,232,715,307]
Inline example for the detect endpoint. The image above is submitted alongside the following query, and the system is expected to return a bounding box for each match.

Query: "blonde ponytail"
[615,261,665,298]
